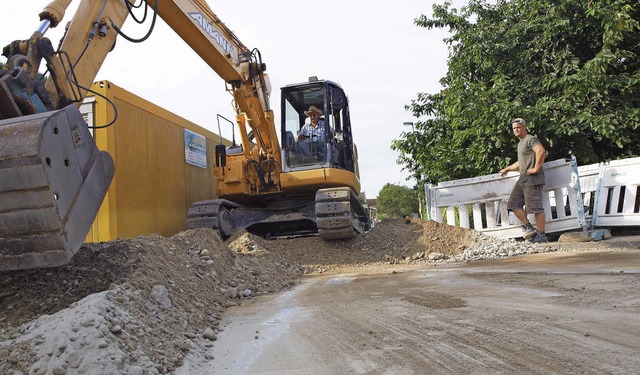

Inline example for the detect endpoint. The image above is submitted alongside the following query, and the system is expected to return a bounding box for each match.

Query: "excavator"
[0,0,370,271]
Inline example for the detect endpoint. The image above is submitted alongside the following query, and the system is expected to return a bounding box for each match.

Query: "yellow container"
[82,81,227,242]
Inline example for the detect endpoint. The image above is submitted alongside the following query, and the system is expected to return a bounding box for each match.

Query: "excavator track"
[315,187,367,240]
[187,199,240,239]
[0,105,114,271]
[187,189,370,241]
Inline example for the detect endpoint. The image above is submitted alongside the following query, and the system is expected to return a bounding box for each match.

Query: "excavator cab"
[280,78,355,174]
[188,77,370,241]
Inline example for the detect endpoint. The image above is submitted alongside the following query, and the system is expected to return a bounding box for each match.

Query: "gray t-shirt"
[517,134,545,187]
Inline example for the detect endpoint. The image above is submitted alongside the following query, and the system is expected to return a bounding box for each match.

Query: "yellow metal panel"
[223,159,245,183]
[325,168,361,194]
[280,169,326,189]
[85,81,228,242]
[280,167,360,194]
[86,82,117,242]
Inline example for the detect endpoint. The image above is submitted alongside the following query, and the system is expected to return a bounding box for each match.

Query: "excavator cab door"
[327,84,355,173]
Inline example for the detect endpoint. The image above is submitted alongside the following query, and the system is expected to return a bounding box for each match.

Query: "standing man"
[499,118,548,243]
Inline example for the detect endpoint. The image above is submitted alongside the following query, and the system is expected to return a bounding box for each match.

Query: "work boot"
[530,233,549,243]
[522,223,537,240]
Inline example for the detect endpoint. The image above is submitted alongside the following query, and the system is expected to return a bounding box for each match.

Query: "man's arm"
[500,161,519,176]
[297,125,308,141]
[527,143,546,175]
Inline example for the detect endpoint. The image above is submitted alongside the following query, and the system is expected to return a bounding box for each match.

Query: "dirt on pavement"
[0,218,639,374]
[205,248,640,374]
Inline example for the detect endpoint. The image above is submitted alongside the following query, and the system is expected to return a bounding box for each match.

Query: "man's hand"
[526,167,540,175]
[500,161,519,176]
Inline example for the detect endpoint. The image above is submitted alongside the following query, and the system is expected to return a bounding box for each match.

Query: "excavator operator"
[296,105,326,141]
[297,105,330,160]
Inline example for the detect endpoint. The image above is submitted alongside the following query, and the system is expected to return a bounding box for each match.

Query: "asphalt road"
[180,246,640,375]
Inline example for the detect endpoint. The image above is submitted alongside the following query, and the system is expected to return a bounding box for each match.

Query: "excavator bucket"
[0,105,114,271]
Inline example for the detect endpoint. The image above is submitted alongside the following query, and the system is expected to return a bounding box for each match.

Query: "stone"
[151,285,172,309]
[428,252,445,261]
[66,350,82,368]
[227,287,238,299]
[203,328,218,341]
[110,325,123,334]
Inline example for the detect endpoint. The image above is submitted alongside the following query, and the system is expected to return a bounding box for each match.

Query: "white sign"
[184,129,207,169]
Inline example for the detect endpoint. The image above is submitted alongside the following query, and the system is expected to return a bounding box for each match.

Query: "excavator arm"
[148,1,280,164]
[0,0,281,271]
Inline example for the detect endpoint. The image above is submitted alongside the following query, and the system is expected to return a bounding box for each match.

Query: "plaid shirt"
[298,119,327,142]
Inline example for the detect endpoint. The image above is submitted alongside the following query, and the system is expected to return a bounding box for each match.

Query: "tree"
[375,184,419,219]
[392,0,640,185]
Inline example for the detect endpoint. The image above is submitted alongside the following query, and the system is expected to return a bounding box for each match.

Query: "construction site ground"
[1,219,639,374]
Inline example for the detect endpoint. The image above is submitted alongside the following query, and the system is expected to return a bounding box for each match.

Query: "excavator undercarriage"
[187,187,370,240]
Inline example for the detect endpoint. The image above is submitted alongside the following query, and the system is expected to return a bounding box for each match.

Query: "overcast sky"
[2,1,457,198]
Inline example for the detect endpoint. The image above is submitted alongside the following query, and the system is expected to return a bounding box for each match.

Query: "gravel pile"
[453,232,556,262]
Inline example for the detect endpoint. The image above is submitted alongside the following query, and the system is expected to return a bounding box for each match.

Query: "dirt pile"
[0,218,553,374]
[242,218,477,273]
[0,228,302,374]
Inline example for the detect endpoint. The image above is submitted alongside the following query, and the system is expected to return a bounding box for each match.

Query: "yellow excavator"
[0,0,371,271]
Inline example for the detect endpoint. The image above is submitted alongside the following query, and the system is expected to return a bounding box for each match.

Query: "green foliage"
[375,184,419,218]
[392,0,640,184]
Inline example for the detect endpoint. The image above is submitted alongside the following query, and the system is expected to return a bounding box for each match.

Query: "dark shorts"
[507,184,545,214]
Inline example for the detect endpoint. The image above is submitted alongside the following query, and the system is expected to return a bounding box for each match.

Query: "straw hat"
[304,105,323,116]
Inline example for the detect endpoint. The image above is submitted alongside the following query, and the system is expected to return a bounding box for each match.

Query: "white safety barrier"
[426,158,587,239]
[576,163,602,227]
[427,156,640,238]
[582,157,640,228]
